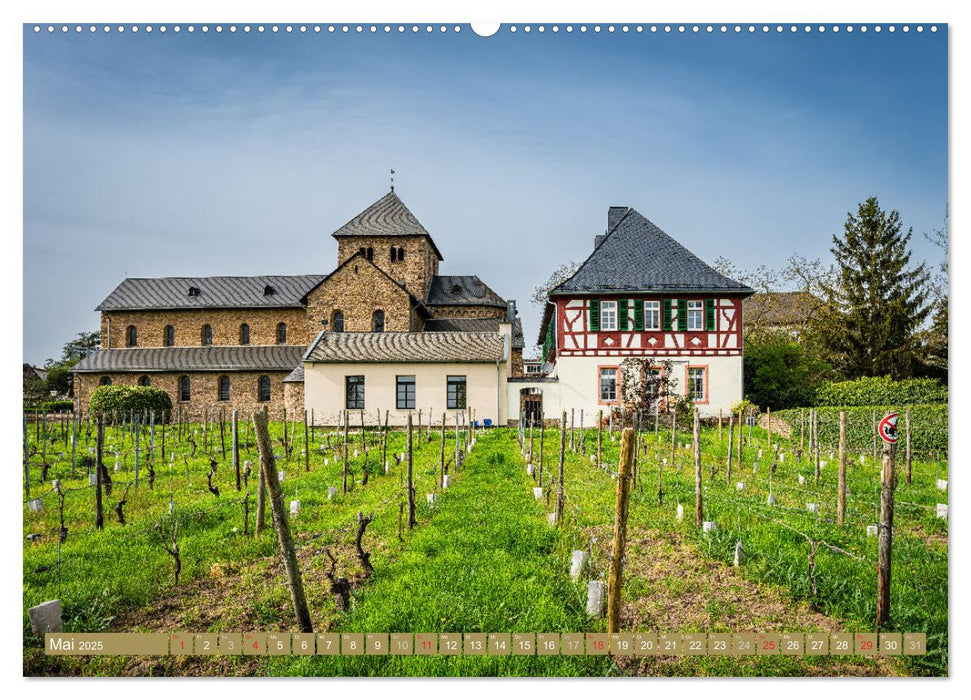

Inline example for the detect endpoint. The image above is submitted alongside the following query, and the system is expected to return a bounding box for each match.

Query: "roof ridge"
[552,206,633,293]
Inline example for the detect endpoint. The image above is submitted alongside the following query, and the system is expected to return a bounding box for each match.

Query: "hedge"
[814,376,947,407]
[775,404,948,455]
[88,385,172,420]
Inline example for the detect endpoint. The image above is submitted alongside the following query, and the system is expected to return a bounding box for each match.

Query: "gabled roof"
[424,316,525,349]
[551,208,754,296]
[72,346,305,373]
[304,332,504,364]
[96,275,326,311]
[300,250,429,315]
[283,365,305,383]
[331,191,444,261]
[425,275,507,308]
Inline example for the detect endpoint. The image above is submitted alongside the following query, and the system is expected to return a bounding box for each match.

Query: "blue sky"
[23,24,947,362]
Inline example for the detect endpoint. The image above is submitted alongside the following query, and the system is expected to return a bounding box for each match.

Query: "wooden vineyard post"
[304,410,310,473]
[736,410,742,466]
[693,409,703,527]
[252,409,314,633]
[606,427,635,635]
[670,410,677,472]
[596,410,603,471]
[134,412,140,493]
[22,413,30,500]
[905,409,912,486]
[95,414,105,530]
[232,410,241,491]
[570,408,575,452]
[767,406,772,451]
[407,413,416,529]
[726,413,734,486]
[813,409,821,484]
[539,418,545,485]
[342,410,349,494]
[718,409,722,443]
[838,410,847,526]
[556,410,566,525]
[800,408,805,461]
[876,434,898,630]
[440,411,446,485]
[872,409,878,463]
[255,412,267,536]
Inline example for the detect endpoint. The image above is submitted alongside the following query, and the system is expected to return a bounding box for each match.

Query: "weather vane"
[390,168,395,193]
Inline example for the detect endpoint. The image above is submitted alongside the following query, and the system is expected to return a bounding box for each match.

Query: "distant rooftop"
[96,275,326,311]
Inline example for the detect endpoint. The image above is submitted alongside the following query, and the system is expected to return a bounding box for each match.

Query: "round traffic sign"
[878,412,899,444]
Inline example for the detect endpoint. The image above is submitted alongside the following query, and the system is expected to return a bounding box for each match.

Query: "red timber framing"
[554,295,744,358]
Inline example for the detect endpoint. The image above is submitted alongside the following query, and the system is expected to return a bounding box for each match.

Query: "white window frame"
[599,367,618,403]
[644,300,660,331]
[688,367,706,402]
[600,300,618,331]
[687,300,704,331]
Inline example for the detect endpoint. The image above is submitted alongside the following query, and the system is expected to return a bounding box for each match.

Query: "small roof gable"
[425,275,507,308]
[551,208,753,296]
[331,191,444,261]
[96,274,326,311]
[301,250,428,313]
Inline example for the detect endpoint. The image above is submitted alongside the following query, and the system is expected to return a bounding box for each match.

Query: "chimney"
[607,206,627,232]
[506,299,517,323]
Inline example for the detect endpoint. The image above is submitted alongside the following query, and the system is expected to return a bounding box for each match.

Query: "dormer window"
[263,285,275,296]
[451,284,463,295]
[187,286,200,297]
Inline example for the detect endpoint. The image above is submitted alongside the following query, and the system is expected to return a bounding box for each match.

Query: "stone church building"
[73,191,525,424]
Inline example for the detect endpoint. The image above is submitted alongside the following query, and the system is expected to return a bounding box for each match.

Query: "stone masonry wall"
[424,305,506,320]
[74,371,292,421]
[304,259,415,337]
[101,308,311,349]
[337,235,439,299]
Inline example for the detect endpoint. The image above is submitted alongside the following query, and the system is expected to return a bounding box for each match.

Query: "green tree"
[744,332,833,409]
[62,330,100,361]
[819,197,930,379]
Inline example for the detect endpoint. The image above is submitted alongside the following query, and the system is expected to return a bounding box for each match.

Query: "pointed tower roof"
[331,191,444,261]
[550,207,753,296]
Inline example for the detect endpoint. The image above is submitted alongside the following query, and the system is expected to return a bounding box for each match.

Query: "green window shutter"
[677,299,688,332]
[589,299,600,332]
[633,301,644,331]
[662,299,672,331]
[705,299,716,331]
[618,298,629,331]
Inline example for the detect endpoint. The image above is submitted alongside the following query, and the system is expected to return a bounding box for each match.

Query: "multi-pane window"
[644,301,661,331]
[333,311,344,333]
[219,375,231,401]
[126,326,137,347]
[201,325,213,346]
[646,367,663,398]
[163,325,175,347]
[258,376,271,402]
[396,375,416,410]
[179,375,191,401]
[688,367,706,402]
[139,375,151,387]
[447,375,467,409]
[346,375,365,410]
[276,322,287,344]
[600,300,618,331]
[599,367,618,403]
[239,324,250,345]
[373,310,385,333]
[687,300,704,331]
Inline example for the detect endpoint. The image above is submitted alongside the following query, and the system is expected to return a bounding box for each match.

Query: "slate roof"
[304,332,504,364]
[423,316,525,349]
[283,365,305,383]
[331,191,444,261]
[72,346,306,373]
[96,275,326,311]
[426,275,507,308]
[551,208,754,296]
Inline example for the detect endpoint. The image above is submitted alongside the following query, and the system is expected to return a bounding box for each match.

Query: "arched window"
[390,247,397,263]
[276,322,287,344]
[138,375,151,387]
[258,375,271,402]
[332,311,344,333]
[100,376,112,386]
[219,375,231,401]
[373,309,385,333]
[239,323,250,345]
[126,325,137,347]
[163,325,175,347]
[201,325,212,346]
[179,375,191,401]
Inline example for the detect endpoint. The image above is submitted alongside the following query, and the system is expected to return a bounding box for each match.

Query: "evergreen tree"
[820,197,930,379]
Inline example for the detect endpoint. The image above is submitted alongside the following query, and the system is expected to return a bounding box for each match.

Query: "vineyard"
[22,408,948,677]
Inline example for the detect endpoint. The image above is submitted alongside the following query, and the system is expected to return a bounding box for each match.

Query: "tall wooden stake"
[232,410,241,491]
[606,427,635,634]
[726,413,734,486]
[556,410,566,524]
[837,410,847,526]
[407,413,416,529]
[693,409,703,527]
[95,415,105,530]
[304,410,310,473]
[876,436,897,630]
[342,410,349,494]
[905,409,912,486]
[252,409,313,633]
